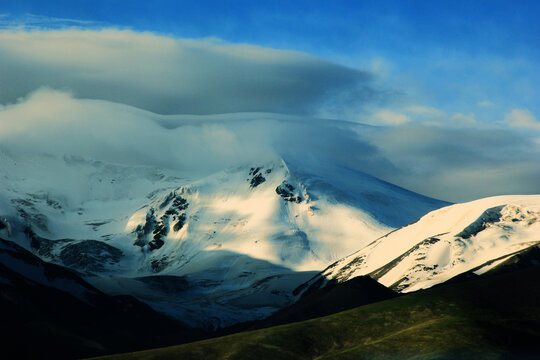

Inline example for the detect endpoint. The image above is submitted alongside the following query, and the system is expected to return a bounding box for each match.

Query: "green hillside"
[90,265,540,360]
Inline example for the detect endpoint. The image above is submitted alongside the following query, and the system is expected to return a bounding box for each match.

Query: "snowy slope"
[0,150,448,327]
[302,195,540,294]
[0,94,450,327]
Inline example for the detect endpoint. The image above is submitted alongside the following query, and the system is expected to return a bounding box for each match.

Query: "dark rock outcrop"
[60,240,123,273]
[248,167,266,188]
[276,181,302,203]
[134,193,190,250]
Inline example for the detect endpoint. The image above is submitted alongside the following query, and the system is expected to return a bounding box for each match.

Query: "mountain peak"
[301,195,540,295]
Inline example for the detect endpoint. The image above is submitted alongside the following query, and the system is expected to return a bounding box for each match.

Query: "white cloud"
[450,112,477,126]
[0,88,271,171]
[370,110,410,125]
[1,88,539,202]
[478,100,494,107]
[503,108,540,130]
[0,29,377,115]
[368,57,392,77]
[0,88,390,177]
[0,13,99,30]
[405,105,444,116]
[368,124,540,202]
[0,28,538,203]
[369,105,478,129]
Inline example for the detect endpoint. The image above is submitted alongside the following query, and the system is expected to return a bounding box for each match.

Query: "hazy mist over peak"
[1,86,539,202]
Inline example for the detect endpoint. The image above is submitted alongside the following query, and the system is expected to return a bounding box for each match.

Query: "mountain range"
[0,107,538,358]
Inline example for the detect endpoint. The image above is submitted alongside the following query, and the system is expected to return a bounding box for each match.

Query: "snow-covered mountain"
[3,93,538,329]
[7,91,511,327]
[1,93,538,329]
[0,148,446,327]
[300,195,540,295]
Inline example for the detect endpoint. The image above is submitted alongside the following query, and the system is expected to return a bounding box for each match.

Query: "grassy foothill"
[90,265,540,360]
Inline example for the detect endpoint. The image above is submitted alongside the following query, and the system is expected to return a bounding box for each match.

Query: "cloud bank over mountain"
[1,87,539,203]
[0,29,538,202]
[0,29,382,116]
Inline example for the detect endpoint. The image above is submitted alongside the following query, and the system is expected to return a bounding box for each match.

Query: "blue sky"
[2,1,538,53]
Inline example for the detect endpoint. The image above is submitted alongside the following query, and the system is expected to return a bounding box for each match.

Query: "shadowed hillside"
[89,264,540,360]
